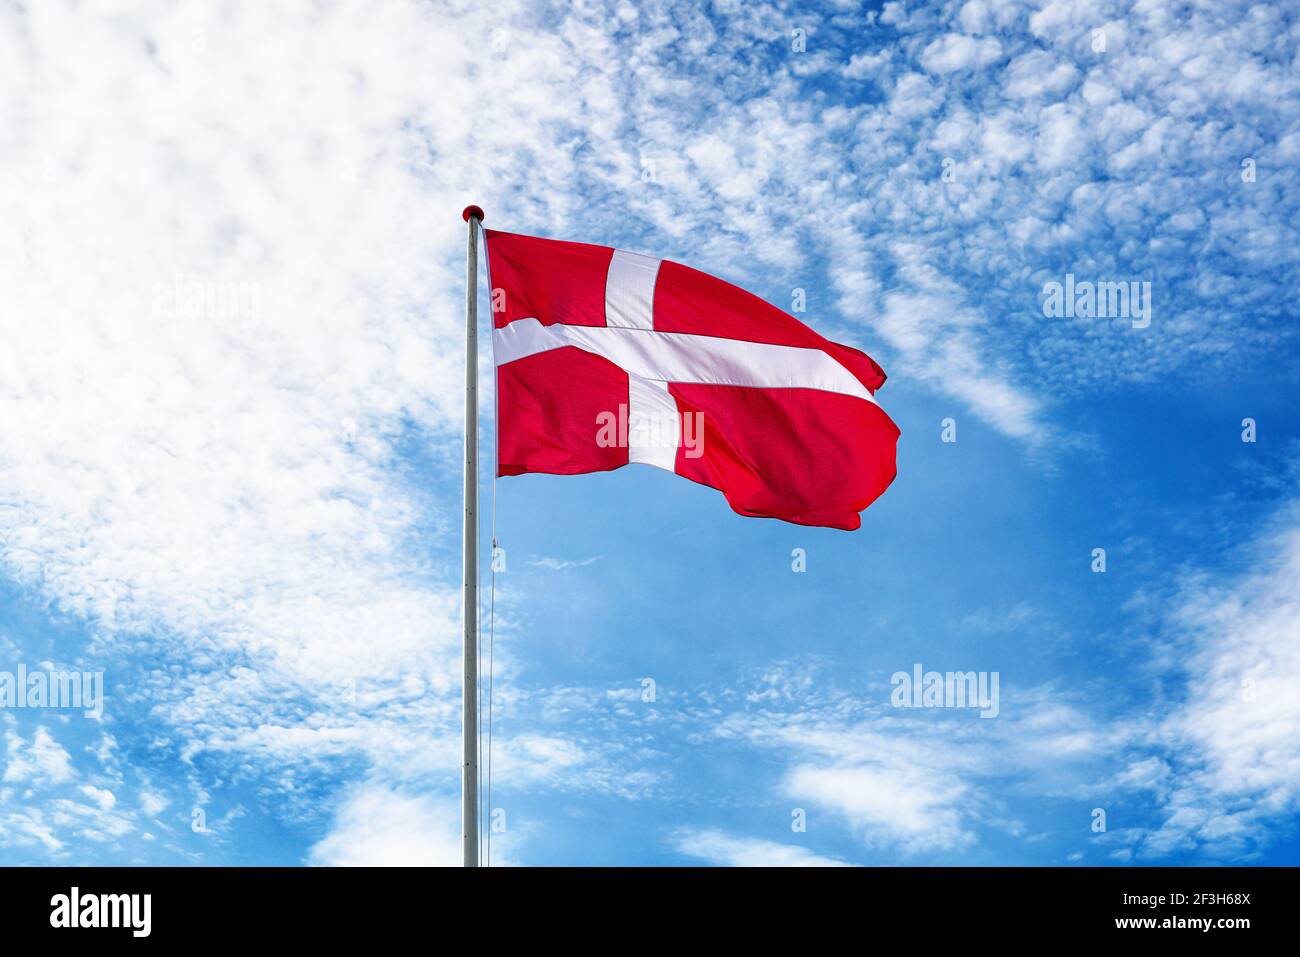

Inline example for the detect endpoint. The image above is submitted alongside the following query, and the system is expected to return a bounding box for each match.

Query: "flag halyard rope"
[481,225,499,868]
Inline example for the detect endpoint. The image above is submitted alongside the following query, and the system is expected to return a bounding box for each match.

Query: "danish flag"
[485,228,900,530]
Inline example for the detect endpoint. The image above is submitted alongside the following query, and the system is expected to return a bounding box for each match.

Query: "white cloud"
[309,787,459,866]
[3,727,74,786]
[308,784,519,866]
[669,827,852,867]
[871,280,1044,441]
[843,49,892,79]
[530,556,602,571]
[708,665,1129,858]
[957,1,992,35]
[0,807,64,853]
[920,34,1003,74]
[889,72,946,119]
[81,784,117,811]
[139,790,170,818]
[1141,509,1300,858]
[45,797,134,844]
[785,763,971,853]
[1034,102,1087,171]
[1003,51,1079,99]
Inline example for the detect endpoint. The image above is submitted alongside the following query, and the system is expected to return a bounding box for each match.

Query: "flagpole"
[461,204,484,868]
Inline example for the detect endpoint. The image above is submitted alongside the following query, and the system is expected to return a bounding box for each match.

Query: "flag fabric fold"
[485,228,900,530]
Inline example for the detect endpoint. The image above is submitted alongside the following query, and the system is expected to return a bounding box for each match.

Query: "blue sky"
[2,0,1299,865]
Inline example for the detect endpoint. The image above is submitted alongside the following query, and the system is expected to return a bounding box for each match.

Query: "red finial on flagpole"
[462,204,485,223]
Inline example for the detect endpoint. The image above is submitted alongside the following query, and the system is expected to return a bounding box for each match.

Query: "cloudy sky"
[1,0,1299,865]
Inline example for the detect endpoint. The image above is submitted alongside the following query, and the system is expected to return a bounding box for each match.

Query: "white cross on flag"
[486,228,900,530]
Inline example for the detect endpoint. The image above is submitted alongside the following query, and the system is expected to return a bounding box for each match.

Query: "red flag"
[485,229,900,530]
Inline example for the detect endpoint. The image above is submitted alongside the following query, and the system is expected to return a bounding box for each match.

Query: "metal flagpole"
[461,204,484,867]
